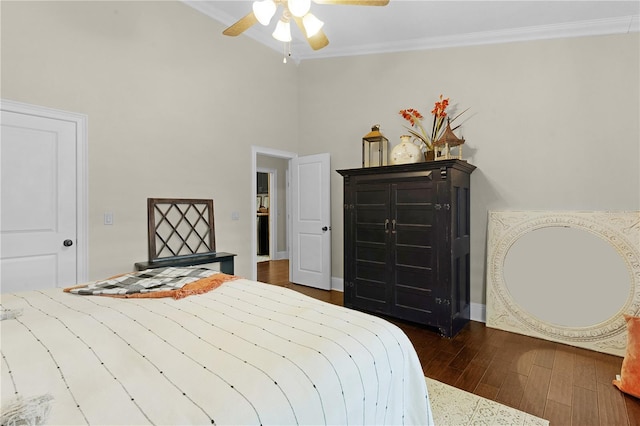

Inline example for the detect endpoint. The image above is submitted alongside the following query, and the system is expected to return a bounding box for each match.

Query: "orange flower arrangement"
[399,95,467,152]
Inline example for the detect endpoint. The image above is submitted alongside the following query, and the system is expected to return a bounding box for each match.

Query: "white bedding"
[1,277,433,425]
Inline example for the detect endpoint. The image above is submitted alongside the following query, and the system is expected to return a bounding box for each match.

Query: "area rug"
[426,377,549,426]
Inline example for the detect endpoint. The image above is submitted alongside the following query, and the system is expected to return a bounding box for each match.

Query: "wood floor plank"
[495,371,526,409]
[548,369,573,407]
[484,327,511,348]
[624,394,640,426]
[510,346,537,376]
[573,358,598,392]
[455,321,492,351]
[572,386,599,426]
[474,382,499,401]
[543,400,572,426]
[454,359,486,393]
[553,347,575,372]
[597,381,629,426]
[479,356,509,389]
[520,364,552,418]
[424,350,464,386]
[470,342,499,368]
[534,341,557,369]
[594,354,623,385]
[448,346,479,371]
[433,335,466,356]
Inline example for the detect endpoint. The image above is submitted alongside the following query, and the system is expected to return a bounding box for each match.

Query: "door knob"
[63,239,73,247]
[322,226,328,231]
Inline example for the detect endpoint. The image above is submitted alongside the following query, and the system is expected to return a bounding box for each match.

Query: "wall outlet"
[231,211,240,220]
[104,212,114,225]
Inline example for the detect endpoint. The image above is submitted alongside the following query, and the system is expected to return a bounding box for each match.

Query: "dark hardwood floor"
[258,259,640,426]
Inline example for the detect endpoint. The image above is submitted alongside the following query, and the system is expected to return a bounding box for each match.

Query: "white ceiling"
[185,1,639,62]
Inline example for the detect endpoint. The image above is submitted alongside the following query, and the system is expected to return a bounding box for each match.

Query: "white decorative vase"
[390,135,424,165]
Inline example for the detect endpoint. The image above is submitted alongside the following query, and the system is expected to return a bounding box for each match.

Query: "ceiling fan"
[223,0,389,52]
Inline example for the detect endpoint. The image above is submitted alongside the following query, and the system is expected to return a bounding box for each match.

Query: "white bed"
[1,275,433,425]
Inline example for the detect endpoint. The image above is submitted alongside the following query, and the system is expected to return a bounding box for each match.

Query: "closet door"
[390,178,437,324]
[348,182,392,314]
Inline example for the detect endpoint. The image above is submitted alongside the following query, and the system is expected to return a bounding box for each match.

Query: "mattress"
[1,277,433,425]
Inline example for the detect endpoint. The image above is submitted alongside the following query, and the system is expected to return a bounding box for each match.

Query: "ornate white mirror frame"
[486,211,640,356]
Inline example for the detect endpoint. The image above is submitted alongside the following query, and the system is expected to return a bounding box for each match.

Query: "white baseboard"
[274,251,288,260]
[331,276,344,292]
[470,303,486,323]
[331,276,487,324]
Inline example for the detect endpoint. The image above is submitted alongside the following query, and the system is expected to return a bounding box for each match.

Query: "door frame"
[251,146,296,281]
[1,99,89,284]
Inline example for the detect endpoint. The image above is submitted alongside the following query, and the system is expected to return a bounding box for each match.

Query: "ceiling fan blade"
[312,0,389,5]
[308,29,329,50]
[293,16,330,50]
[222,12,259,36]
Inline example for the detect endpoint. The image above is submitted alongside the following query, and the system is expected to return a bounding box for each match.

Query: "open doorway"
[256,169,273,262]
[251,146,296,282]
[251,148,332,289]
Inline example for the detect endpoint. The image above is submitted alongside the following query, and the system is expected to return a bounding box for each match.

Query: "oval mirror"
[504,226,629,327]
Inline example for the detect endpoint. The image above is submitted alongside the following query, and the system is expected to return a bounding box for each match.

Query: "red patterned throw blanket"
[64,267,239,299]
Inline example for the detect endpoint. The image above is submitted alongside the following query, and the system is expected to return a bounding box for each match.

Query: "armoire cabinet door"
[348,183,391,314]
[390,179,437,323]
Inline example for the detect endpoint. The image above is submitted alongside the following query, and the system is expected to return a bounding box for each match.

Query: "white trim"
[299,15,640,61]
[0,99,89,284]
[470,303,486,323]
[251,146,297,281]
[331,276,344,293]
[274,250,288,260]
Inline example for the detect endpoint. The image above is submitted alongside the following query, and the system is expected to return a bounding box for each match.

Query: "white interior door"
[1,109,78,292]
[290,153,331,290]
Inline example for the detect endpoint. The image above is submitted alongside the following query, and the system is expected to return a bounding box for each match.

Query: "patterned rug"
[426,377,549,426]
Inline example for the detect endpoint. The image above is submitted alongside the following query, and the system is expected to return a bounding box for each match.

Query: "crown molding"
[184,1,638,63]
[299,15,640,61]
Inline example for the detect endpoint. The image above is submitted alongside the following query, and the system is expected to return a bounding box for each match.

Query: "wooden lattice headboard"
[147,198,216,261]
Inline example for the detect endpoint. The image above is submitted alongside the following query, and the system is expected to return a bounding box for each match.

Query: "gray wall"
[1,1,299,279]
[297,34,639,304]
[2,1,638,307]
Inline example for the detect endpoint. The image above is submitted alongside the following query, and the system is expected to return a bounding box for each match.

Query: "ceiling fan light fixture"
[287,0,311,17]
[272,18,292,42]
[302,13,324,37]
[252,0,277,26]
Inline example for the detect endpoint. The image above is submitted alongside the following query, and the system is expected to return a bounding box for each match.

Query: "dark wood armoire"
[337,159,476,337]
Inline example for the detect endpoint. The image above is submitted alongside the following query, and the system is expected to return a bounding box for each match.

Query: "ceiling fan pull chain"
[283,41,291,64]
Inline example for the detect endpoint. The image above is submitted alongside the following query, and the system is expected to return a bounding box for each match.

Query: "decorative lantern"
[433,118,465,160]
[362,124,388,167]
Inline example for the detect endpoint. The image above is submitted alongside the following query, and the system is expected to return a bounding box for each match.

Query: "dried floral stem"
[399,96,469,152]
